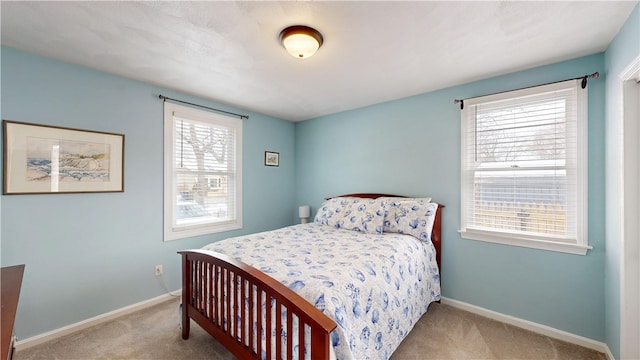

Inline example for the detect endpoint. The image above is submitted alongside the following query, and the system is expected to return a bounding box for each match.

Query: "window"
[164,102,242,241]
[460,80,590,255]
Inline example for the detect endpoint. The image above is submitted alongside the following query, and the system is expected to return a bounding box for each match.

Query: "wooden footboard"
[178,249,337,360]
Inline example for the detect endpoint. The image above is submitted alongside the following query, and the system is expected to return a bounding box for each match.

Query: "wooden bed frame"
[178,193,443,360]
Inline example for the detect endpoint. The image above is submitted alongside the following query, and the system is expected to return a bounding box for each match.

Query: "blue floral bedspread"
[202,222,441,360]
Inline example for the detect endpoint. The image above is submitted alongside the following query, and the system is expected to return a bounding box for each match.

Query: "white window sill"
[164,221,242,242]
[459,229,591,255]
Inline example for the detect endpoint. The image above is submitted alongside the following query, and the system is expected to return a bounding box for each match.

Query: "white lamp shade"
[298,205,311,218]
[283,34,320,59]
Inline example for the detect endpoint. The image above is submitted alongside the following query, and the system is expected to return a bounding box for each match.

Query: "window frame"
[459,80,590,255]
[163,101,243,241]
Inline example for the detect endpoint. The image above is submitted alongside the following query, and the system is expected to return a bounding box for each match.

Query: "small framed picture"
[264,151,279,167]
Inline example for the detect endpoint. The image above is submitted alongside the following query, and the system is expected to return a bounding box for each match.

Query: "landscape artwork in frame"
[264,151,279,167]
[2,120,125,194]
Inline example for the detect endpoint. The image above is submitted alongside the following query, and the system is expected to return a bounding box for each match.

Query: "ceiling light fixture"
[279,25,323,59]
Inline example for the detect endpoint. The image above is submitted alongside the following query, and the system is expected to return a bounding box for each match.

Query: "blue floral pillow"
[380,197,431,210]
[382,199,438,242]
[379,197,431,231]
[314,197,385,234]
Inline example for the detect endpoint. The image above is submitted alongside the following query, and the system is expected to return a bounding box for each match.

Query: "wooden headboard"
[327,193,444,275]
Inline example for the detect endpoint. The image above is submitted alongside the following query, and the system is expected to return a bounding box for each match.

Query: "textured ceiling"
[1,1,637,121]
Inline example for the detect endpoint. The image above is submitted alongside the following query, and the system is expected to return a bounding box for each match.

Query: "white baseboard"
[14,292,615,359]
[440,297,614,359]
[15,290,181,351]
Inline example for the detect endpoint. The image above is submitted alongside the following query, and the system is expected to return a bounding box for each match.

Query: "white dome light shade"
[283,34,319,58]
[279,25,323,59]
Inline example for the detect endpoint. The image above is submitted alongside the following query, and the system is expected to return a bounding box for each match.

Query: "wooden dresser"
[1,264,25,360]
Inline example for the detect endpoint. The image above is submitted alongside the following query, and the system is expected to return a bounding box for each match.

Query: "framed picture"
[3,120,125,194]
[264,151,279,167]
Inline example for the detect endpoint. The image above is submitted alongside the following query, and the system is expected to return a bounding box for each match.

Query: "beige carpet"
[15,298,605,360]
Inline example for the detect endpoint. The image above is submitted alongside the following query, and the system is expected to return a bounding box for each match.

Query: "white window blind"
[460,80,589,254]
[164,102,242,241]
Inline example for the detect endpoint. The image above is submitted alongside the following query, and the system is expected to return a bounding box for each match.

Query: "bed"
[178,193,443,360]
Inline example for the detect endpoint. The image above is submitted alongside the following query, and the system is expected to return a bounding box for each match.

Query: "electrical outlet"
[154,264,163,276]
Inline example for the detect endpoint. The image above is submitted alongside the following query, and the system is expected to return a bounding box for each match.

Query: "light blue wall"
[295,54,607,341]
[604,4,640,359]
[0,46,296,339]
[4,7,637,346]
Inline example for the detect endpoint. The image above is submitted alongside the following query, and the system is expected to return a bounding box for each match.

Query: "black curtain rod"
[159,95,249,119]
[453,72,599,110]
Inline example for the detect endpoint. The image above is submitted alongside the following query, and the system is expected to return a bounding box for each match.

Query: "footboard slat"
[227,269,231,334]
[248,281,254,350]
[214,265,220,327]
[232,271,236,337]
[240,275,246,347]
[298,319,305,359]
[286,310,293,360]
[179,250,337,360]
[207,264,213,326]
[275,301,282,358]
[256,285,263,358]
[266,293,272,359]
[198,261,204,313]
